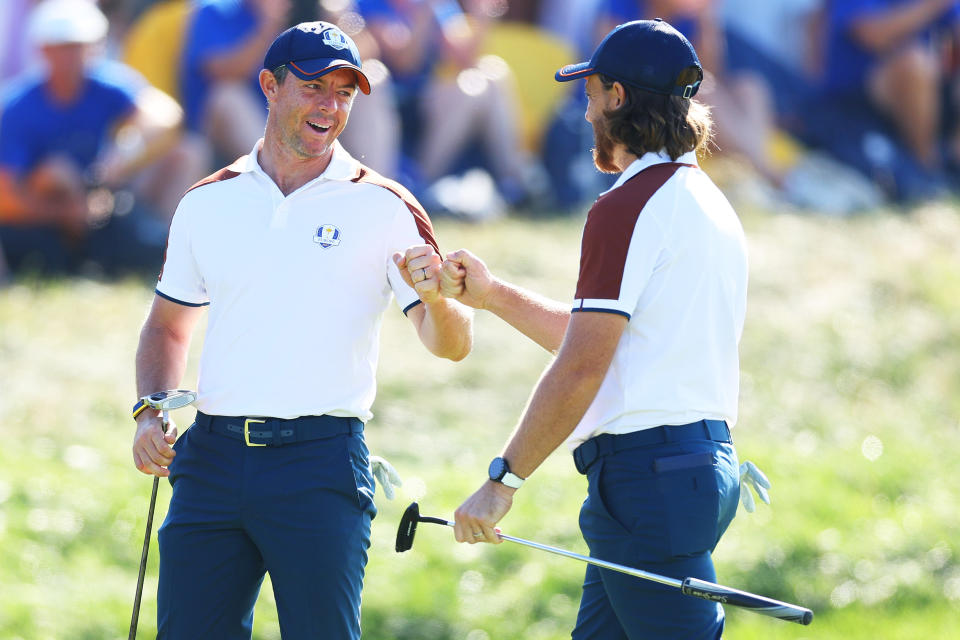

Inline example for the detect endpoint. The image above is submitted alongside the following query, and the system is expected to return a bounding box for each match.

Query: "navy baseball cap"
[263,21,370,94]
[555,19,702,98]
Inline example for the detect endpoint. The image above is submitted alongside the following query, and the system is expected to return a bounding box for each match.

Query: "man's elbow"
[449,339,472,362]
[436,332,473,362]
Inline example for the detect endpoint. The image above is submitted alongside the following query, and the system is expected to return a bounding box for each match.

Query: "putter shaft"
[437,520,681,588]
[129,476,159,639]
[431,519,811,625]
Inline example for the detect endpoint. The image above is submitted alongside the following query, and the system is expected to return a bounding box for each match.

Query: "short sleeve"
[156,199,209,306]
[385,199,437,314]
[573,198,665,319]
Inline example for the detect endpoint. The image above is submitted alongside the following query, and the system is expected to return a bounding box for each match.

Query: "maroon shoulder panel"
[574,163,689,301]
[351,166,440,254]
[182,167,241,197]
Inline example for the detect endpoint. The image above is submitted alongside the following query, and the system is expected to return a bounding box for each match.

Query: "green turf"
[1,203,958,638]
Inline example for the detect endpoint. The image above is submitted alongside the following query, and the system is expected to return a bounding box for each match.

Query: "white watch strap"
[500,471,524,489]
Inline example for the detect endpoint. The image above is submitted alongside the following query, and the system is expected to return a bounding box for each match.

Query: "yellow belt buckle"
[244,418,267,447]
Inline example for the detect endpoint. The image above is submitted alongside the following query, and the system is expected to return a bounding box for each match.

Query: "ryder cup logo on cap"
[264,21,371,94]
[555,19,702,98]
[314,224,341,248]
[321,28,349,50]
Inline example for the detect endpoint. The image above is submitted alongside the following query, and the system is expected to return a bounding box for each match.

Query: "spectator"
[721,0,824,119]
[180,0,292,162]
[722,0,824,75]
[0,0,208,275]
[357,0,535,217]
[824,0,960,174]
[595,1,786,189]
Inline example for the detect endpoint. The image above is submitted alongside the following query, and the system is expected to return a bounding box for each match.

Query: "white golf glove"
[739,460,771,513]
[370,455,403,500]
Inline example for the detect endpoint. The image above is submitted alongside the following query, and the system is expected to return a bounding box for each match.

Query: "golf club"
[129,389,197,640]
[396,502,813,626]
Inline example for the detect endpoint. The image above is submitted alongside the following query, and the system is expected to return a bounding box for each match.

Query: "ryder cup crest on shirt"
[314,224,341,248]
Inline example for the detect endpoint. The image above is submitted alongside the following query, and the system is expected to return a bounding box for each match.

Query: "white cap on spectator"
[28,0,108,46]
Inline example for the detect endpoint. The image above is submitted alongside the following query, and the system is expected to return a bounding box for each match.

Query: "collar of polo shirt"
[228,139,361,183]
[602,149,699,196]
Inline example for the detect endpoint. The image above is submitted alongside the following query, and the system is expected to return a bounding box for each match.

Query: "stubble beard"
[591,117,620,174]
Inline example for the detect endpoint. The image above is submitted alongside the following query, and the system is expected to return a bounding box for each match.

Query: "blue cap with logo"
[263,21,370,94]
[555,19,702,98]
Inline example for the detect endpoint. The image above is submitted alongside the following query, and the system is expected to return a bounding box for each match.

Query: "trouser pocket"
[655,451,720,557]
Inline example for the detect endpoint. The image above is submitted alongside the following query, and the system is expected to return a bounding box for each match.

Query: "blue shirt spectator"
[180,0,264,131]
[825,0,960,92]
[0,61,138,176]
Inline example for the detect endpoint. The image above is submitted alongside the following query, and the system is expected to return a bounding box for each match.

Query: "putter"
[129,389,198,640]
[396,502,813,626]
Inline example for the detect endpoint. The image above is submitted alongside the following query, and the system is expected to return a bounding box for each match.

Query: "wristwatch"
[488,457,524,489]
[132,398,150,420]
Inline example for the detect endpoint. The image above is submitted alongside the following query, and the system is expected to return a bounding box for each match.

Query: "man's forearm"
[135,323,192,397]
[485,280,570,354]
[498,311,626,479]
[500,349,606,479]
[851,0,955,52]
[419,297,473,361]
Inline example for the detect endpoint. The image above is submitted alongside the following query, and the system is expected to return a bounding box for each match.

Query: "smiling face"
[262,67,358,162]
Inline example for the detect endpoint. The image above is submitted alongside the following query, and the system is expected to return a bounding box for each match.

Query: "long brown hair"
[599,69,713,161]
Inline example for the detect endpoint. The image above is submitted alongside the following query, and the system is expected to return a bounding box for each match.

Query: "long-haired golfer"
[444,19,746,639]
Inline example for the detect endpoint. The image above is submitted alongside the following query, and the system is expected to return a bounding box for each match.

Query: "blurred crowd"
[3,0,960,279]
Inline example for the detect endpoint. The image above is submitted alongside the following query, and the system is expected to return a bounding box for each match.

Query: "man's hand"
[440,249,496,309]
[454,480,514,544]
[132,414,177,477]
[393,244,443,304]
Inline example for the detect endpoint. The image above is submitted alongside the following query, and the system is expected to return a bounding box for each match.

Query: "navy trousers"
[157,418,376,639]
[571,423,740,639]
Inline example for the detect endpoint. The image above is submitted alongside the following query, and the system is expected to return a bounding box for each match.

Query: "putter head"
[395,502,421,553]
[142,389,198,411]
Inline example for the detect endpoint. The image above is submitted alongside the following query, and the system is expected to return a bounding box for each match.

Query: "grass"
[1,202,959,638]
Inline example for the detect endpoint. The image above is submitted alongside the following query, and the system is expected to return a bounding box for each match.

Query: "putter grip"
[681,578,813,625]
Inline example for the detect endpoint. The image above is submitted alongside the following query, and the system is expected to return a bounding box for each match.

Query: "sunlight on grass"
[1,205,959,638]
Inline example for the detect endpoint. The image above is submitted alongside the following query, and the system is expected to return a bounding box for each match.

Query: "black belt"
[573,419,732,474]
[195,411,363,447]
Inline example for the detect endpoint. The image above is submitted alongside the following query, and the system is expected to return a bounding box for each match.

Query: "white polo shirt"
[568,150,749,448]
[157,140,435,420]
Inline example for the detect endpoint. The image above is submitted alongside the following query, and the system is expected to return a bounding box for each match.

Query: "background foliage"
[1,204,958,638]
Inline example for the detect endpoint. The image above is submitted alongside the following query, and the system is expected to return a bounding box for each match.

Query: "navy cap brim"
[555,61,596,82]
[287,58,371,94]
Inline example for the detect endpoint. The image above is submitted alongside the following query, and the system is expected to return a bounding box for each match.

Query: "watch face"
[488,457,506,481]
